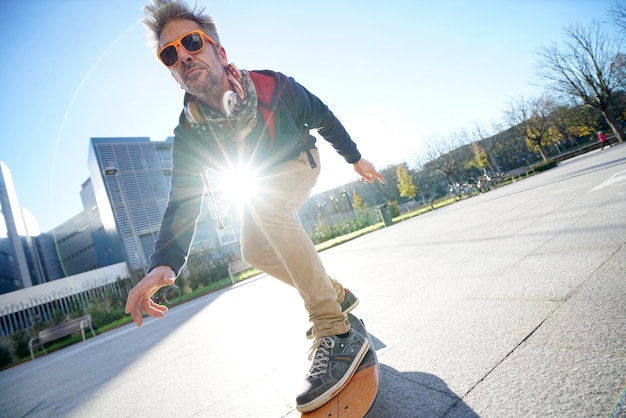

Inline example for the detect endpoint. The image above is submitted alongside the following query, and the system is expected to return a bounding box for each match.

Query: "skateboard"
[302,313,380,418]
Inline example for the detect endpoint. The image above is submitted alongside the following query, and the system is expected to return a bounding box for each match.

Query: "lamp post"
[103,166,145,273]
[342,189,353,212]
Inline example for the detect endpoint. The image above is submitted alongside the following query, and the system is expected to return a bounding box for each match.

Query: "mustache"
[182,62,203,78]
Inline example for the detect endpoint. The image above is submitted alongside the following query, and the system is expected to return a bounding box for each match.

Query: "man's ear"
[218,46,229,66]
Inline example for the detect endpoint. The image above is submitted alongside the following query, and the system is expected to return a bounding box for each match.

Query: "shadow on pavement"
[370,364,479,418]
[367,333,479,418]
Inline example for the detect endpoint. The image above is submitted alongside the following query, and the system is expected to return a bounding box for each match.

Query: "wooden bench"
[228,259,252,284]
[29,314,96,360]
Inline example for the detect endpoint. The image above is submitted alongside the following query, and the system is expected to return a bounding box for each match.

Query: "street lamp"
[330,195,340,214]
[103,166,118,176]
[342,189,353,211]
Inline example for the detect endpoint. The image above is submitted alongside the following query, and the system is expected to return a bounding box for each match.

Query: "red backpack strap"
[249,71,276,145]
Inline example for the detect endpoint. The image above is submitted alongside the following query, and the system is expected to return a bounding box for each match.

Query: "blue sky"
[0,0,617,232]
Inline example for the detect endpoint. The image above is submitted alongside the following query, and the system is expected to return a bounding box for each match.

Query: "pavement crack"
[448,236,625,417]
[451,315,552,413]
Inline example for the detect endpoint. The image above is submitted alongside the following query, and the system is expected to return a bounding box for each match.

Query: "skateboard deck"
[301,313,380,418]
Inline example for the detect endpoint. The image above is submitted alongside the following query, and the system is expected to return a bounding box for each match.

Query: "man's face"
[160,19,228,106]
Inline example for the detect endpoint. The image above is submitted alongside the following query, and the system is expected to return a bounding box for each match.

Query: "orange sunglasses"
[158,30,217,67]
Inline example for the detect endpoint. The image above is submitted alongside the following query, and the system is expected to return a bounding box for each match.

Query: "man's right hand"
[125,266,176,327]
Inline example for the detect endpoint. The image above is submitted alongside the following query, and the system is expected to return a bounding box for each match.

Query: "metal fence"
[0,278,132,336]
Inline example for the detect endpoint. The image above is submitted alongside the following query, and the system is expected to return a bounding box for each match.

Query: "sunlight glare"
[220,167,259,206]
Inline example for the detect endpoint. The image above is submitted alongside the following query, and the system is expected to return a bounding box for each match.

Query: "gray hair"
[142,0,220,52]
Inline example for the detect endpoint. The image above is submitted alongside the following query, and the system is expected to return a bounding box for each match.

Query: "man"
[125,0,384,412]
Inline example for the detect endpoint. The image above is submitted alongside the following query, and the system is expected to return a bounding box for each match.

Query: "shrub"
[0,343,12,368]
[87,299,126,329]
[309,216,359,245]
[533,161,558,173]
[185,258,230,290]
[13,330,32,359]
[388,200,401,218]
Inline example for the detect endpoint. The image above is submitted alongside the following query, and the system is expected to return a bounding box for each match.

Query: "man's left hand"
[353,158,385,184]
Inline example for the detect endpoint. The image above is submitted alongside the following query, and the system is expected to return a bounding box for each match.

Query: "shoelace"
[305,337,335,379]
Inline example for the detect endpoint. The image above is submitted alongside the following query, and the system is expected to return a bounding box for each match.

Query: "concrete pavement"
[1,144,625,417]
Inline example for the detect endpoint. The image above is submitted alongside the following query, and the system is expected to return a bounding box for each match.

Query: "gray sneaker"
[296,329,370,413]
[306,289,359,340]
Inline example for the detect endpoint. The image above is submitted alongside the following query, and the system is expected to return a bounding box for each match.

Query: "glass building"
[0,161,35,292]
[0,136,242,295]
[88,137,172,273]
[88,136,239,275]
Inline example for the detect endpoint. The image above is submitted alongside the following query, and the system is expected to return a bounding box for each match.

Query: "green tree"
[352,191,367,211]
[550,103,601,144]
[396,165,417,200]
[467,142,490,172]
[351,191,375,228]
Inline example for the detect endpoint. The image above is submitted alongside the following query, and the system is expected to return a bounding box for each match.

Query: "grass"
[315,223,385,252]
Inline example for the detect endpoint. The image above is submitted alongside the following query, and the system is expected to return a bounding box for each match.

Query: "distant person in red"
[598,131,612,150]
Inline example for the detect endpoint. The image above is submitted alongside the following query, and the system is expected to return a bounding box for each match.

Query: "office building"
[0,136,242,295]
[88,137,170,273]
[88,137,240,274]
[0,162,36,292]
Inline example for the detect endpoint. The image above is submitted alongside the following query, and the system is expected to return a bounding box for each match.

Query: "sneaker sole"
[343,298,359,314]
[296,334,370,413]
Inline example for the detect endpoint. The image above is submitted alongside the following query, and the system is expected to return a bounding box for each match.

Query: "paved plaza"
[1,144,625,417]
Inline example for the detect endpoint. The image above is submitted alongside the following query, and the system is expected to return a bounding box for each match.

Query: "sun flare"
[220,167,259,206]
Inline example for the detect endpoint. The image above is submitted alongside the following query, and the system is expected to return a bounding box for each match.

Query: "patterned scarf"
[183,64,258,143]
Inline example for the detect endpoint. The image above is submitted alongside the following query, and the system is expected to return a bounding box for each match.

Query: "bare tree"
[610,0,626,33]
[506,95,557,162]
[613,51,626,88]
[609,1,626,88]
[420,132,470,185]
[536,20,625,143]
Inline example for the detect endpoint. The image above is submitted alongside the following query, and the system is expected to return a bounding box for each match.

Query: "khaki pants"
[240,149,349,339]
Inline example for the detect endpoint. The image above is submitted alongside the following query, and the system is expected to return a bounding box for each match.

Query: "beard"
[179,62,225,105]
